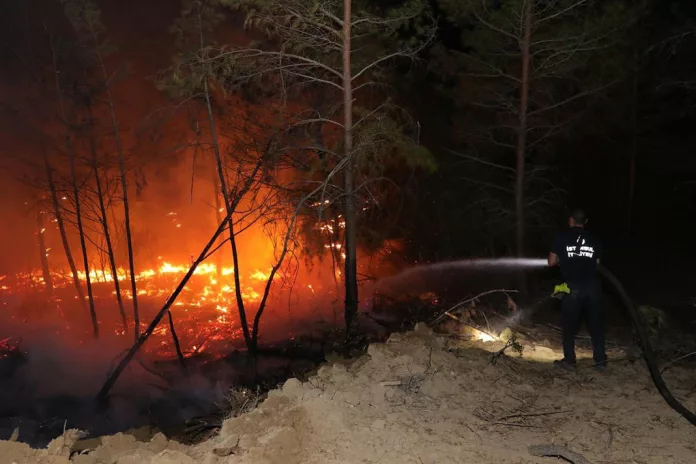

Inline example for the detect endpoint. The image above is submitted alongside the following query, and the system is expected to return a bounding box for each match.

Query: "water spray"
[375,257,548,290]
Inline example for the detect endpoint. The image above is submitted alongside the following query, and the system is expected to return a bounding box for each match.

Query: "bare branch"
[527,81,616,117]
[460,175,514,194]
[535,0,588,24]
[444,148,515,173]
[352,38,432,82]
[472,9,519,41]
[208,48,344,79]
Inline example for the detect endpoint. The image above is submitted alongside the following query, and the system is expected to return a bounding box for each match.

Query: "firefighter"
[548,208,607,371]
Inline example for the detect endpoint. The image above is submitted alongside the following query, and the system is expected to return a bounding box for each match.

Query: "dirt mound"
[3,324,696,463]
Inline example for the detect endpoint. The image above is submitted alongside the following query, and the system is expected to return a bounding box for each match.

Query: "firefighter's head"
[569,208,587,228]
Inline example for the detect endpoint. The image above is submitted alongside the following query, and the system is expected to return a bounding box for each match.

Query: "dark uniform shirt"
[551,227,601,284]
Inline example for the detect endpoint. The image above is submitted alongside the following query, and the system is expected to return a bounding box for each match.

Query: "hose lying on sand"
[598,264,696,427]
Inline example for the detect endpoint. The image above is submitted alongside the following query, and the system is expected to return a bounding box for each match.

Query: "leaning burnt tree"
[96,103,359,398]
[165,0,263,350]
[160,59,316,353]
[203,0,435,334]
[96,138,280,399]
[62,0,140,338]
[437,0,637,255]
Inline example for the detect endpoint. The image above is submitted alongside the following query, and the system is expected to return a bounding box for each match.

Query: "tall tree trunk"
[50,41,99,338]
[71,150,98,338]
[44,151,86,307]
[117,131,140,341]
[197,6,253,350]
[342,0,359,335]
[515,0,532,258]
[89,30,140,340]
[212,169,223,283]
[88,114,128,333]
[36,208,53,295]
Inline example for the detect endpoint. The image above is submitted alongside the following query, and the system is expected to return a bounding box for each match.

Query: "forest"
[0,0,695,411]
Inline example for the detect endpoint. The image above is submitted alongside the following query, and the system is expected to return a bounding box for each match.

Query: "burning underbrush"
[0,259,340,361]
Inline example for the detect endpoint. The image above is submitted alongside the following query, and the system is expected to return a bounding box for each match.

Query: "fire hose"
[597,264,696,427]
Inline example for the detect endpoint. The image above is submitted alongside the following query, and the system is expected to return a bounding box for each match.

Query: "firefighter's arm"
[548,252,559,267]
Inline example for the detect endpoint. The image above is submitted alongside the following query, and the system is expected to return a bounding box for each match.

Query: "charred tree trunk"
[36,208,53,295]
[88,29,140,340]
[118,140,140,341]
[514,0,532,258]
[44,152,86,307]
[197,6,253,350]
[342,0,359,336]
[50,42,98,338]
[88,113,128,333]
[228,219,253,348]
[71,149,98,339]
[167,309,187,371]
[212,169,223,283]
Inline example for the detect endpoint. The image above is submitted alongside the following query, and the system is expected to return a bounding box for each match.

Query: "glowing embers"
[0,258,324,359]
[0,261,272,303]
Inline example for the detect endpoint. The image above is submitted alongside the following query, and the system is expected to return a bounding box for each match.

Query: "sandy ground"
[2,323,696,464]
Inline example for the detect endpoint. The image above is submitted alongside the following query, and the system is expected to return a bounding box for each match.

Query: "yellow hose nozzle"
[552,283,570,299]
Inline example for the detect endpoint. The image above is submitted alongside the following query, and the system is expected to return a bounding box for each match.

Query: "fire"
[0,257,327,360]
[0,194,399,362]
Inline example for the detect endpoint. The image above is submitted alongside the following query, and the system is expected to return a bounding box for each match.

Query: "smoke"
[0,308,234,445]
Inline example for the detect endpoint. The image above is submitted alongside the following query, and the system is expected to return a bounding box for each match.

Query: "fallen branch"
[432,289,518,324]
[167,309,186,372]
[528,444,592,464]
[379,381,402,387]
[660,350,696,374]
[489,337,523,365]
[496,409,570,422]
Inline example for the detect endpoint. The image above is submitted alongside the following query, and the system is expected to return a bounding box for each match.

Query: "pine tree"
[435,0,638,254]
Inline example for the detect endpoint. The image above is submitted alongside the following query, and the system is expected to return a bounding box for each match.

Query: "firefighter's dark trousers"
[561,281,607,365]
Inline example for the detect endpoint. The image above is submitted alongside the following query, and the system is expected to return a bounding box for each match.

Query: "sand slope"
[2,324,695,464]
